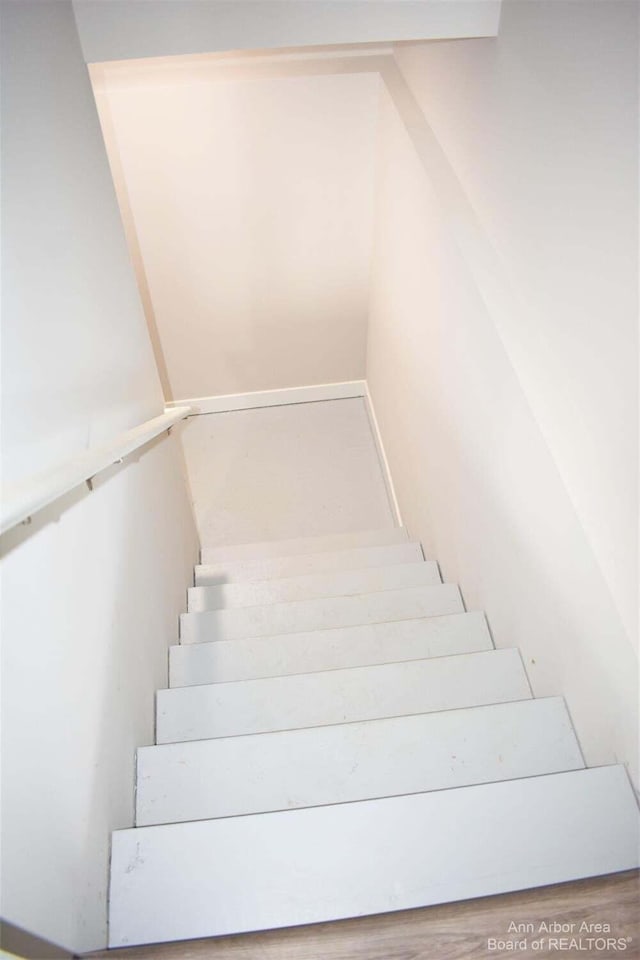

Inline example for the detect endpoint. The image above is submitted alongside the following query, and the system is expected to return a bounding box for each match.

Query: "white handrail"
[0,406,192,535]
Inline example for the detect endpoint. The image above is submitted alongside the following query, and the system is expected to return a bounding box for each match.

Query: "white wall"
[367,2,638,786]
[1,5,164,487]
[395,0,639,650]
[180,399,396,546]
[72,0,501,64]
[0,3,198,951]
[93,59,380,400]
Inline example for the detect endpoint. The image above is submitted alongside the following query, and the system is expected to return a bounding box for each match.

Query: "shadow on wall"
[365,79,638,791]
[90,69,173,401]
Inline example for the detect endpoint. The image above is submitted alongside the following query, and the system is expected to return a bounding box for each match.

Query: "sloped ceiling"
[73,0,501,64]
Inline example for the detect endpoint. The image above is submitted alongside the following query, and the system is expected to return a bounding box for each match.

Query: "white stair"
[137,697,584,825]
[187,561,440,611]
[110,528,640,948]
[156,649,530,743]
[195,541,424,585]
[180,583,463,643]
[169,611,492,685]
[110,766,639,947]
[200,527,409,564]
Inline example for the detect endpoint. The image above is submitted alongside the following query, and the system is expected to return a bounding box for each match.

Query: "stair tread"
[137,697,584,826]
[169,611,492,685]
[156,648,531,743]
[200,527,408,564]
[188,561,440,611]
[112,520,639,947]
[195,542,424,585]
[110,765,640,947]
[180,584,464,644]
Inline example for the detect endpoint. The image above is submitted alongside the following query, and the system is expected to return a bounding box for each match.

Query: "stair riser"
[169,611,491,685]
[156,649,530,743]
[187,562,441,612]
[200,527,409,564]
[195,542,424,585]
[137,697,584,826]
[110,766,640,947]
[180,584,464,644]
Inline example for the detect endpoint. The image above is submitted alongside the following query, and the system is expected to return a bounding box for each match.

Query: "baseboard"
[364,383,403,527]
[166,381,367,416]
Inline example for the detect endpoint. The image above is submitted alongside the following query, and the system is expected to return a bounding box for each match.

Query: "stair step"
[180,584,463,644]
[187,562,441,612]
[110,765,640,947]
[156,649,530,743]
[137,697,584,826]
[195,542,424,585]
[170,611,492,685]
[200,527,408,564]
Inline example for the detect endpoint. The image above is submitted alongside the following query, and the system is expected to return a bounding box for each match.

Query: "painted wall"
[1,7,164,487]
[93,60,380,400]
[367,2,638,786]
[0,3,198,951]
[72,0,501,64]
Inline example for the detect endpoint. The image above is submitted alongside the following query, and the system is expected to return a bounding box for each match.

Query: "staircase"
[109,527,639,948]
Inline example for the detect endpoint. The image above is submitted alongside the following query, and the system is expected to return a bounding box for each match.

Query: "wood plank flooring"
[90,870,639,960]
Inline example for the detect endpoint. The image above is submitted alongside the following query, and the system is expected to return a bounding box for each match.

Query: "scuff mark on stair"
[125,842,145,874]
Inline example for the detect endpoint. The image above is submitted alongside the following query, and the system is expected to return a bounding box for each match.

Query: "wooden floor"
[91,871,639,960]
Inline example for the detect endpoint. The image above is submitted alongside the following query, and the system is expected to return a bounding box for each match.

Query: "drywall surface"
[93,62,380,400]
[1,2,163,489]
[395,0,639,648]
[367,3,638,788]
[72,0,501,64]
[0,436,198,954]
[0,3,199,952]
[180,398,396,546]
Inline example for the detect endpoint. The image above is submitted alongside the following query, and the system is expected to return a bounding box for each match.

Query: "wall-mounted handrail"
[0,406,192,536]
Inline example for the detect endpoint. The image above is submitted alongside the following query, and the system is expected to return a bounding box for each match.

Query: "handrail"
[0,406,192,536]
